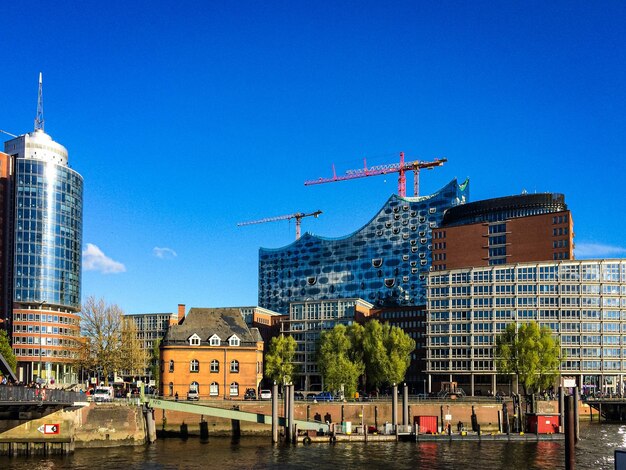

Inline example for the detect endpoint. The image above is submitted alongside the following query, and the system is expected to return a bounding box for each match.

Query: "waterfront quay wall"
[0,402,147,454]
[155,400,567,436]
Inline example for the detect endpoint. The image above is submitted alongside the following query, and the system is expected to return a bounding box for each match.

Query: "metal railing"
[0,385,84,404]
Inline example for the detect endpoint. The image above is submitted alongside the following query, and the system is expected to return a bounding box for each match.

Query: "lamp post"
[37,300,47,383]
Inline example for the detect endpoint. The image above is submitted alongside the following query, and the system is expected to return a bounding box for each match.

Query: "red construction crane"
[304,152,447,197]
[237,210,322,240]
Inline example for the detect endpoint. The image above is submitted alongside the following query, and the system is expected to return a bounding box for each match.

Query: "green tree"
[317,324,364,397]
[150,338,161,389]
[362,320,415,390]
[496,322,561,395]
[265,335,297,385]
[0,329,17,373]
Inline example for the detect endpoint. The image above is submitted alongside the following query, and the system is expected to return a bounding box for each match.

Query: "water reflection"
[0,422,623,470]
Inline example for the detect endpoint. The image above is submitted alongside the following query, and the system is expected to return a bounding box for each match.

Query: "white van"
[93,386,114,402]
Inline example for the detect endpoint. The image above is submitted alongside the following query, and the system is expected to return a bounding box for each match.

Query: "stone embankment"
[0,402,148,455]
[154,399,587,436]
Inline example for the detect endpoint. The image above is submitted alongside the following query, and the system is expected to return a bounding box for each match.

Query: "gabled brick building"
[160,307,263,400]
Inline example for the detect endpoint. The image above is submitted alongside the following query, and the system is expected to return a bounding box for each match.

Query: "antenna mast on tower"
[34,72,44,132]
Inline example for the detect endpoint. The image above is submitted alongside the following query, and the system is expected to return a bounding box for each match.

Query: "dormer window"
[189,334,201,346]
[229,335,241,347]
[209,334,221,346]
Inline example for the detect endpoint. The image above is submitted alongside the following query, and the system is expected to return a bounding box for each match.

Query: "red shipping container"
[526,414,560,434]
[414,415,438,434]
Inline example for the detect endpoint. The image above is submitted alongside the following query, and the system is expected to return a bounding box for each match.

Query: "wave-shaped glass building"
[258,179,470,313]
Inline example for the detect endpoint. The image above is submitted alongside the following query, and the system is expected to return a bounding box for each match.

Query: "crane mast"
[304,152,447,197]
[237,210,322,240]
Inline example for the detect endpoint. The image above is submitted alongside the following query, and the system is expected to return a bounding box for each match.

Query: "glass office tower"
[259,179,469,313]
[4,128,83,384]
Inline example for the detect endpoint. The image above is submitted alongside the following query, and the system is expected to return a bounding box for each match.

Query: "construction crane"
[304,152,447,197]
[237,210,322,240]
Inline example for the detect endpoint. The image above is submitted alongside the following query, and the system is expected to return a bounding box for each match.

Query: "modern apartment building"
[426,260,626,397]
[280,297,373,391]
[259,179,470,314]
[2,75,83,384]
[432,193,573,271]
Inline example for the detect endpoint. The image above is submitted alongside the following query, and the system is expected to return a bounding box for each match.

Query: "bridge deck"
[147,398,329,432]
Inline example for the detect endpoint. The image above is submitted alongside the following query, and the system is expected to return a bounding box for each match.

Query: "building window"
[209,335,221,346]
[190,359,199,373]
[169,360,174,372]
[229,335,240,347]
[211,359,219,373]
[230,360,239,373]
[190,381,199,394]
[210,382,219,396]
[189,334,201,346]
[169,382,173,396]
[230,382,239,396]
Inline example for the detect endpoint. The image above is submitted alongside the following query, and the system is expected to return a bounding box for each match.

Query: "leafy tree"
[0,329,16,373]
[120,318,148,378]
[150,338,161,389]
[496,322,561,395]
[317,324,364,397]
[362,320,415,390]
[76,296,125,385]
[265,335,297,385]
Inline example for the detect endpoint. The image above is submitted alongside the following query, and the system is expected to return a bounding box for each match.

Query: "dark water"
[1,422,624,469]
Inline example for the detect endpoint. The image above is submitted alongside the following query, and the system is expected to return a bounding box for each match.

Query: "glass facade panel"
[259,180,469,313]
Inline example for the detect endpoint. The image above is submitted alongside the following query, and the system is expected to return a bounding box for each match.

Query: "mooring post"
[497,410,502,433]
[402,383,409,427]
[559,386,565,431]
[565,395,575,470]
[285,384,291,443]
[375,406,378,429]
[289,384,295,443]
[272,382,278,444]
[574,386,580,444]
[392,383,398,431]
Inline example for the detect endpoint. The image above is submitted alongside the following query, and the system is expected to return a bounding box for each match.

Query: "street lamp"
[37,300,47,383]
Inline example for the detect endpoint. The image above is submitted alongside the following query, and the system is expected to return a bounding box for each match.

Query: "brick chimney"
[177,303,186,324]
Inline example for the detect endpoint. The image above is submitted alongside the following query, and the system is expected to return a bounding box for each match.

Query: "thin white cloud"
[82,243,126,274]
[153,246,178,259]
[575,242,626,259]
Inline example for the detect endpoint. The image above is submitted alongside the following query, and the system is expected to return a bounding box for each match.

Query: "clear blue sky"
[2,1,626,314]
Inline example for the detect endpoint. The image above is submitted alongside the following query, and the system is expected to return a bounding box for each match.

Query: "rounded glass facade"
[13,159,83,309]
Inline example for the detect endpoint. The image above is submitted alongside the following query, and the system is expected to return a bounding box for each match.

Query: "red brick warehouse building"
[431,193,574,271]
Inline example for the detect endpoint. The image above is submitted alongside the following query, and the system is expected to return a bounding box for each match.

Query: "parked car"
[187,389,199,401]
[244,388,257,400]
[315,392,334,402]
[259,389,272,400]
[294,392,305,400]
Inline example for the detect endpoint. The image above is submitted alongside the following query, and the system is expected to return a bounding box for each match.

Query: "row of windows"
[13,347,76,358]
[430,263,626,284]
[189,334,240,347]
[13,313,78,324]
[166,359,241,373]
[167,381,241,397]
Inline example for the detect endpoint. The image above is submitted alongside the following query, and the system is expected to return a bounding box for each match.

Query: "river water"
[1,422,624,469]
